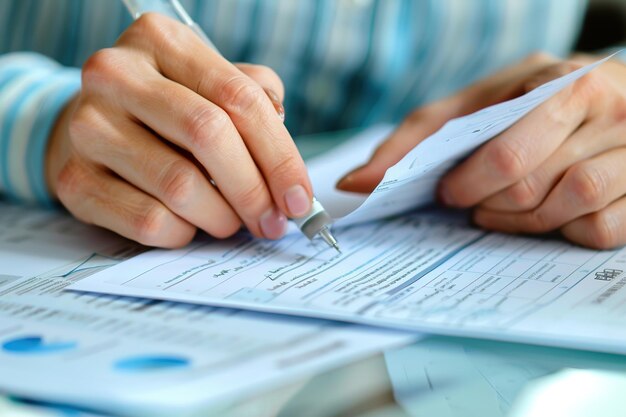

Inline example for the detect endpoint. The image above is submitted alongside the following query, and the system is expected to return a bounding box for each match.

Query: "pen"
[121,0,341,252]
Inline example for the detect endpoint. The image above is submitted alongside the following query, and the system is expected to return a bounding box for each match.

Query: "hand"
[45,13,313,248]
[338,52,626,249]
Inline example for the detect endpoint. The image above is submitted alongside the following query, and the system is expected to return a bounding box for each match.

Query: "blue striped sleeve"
[0,52,80,206]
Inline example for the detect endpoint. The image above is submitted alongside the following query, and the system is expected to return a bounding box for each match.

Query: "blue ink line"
[385,234,487,296]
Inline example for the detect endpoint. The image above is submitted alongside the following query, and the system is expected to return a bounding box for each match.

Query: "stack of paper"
[0,203,411,416]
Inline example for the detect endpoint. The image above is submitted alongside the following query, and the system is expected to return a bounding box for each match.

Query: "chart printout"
[73,213,626,355]
[0,202,412,416]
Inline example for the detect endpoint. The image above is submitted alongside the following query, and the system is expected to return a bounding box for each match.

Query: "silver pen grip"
[291,198,333,240]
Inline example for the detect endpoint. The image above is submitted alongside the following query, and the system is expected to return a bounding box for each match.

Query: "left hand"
[338,52,626,249]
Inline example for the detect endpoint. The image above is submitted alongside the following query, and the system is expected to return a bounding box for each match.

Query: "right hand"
[45,13,313,248]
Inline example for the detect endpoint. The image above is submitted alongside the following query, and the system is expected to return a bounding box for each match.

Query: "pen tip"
[318,227,341,254]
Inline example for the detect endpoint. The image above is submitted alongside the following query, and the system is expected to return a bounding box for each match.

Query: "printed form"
[73,53,626,355]
[0,203,411,416]
[72,215,626,354]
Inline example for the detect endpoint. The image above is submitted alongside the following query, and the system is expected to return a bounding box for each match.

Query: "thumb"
[336,107,450,194]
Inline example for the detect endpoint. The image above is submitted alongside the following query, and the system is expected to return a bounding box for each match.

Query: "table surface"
[4,129,626,417]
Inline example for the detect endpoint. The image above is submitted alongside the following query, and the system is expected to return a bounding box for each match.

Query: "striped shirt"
[0,0,591,205]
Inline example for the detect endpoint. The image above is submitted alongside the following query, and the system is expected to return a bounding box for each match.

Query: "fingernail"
[285,185,311,217]
[337,165,365,189]
[260,207,287,239]
[437,184,455,206]
[336,174,354,190]
[264,88,285,122]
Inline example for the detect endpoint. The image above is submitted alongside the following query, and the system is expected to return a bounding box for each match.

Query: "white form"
[72,214,626,355]
[296,53,620,227]
[0,202,412,417]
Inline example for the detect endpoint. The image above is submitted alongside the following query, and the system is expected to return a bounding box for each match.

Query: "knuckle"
[552,61,583,78]
[68,102,103,140]
[506,177,540,209]
[82,48,124,87]
[158,160,198,209]
[528,209,551,233]
[544,100,574,128]
[485,140,527,180]
[219,76,266,115]
[253,65,279,80]
[243,64,281,84]
[134,12,165,30]
[184,105,230,152]
[587,212,618,249]
[566,164,607,208]
[231,180,268,213]
[68,106,93,144]
[130,12,171,40]
[572,71,606,101]
[610,97,626,125]
[562,140,585,162]
[56,160,87,201]
[132,203,170,246]
[122,13,186,59]
[268,156,301,184]
[522,78,542,93]
[524,51,555,65]
[68,104,116,158]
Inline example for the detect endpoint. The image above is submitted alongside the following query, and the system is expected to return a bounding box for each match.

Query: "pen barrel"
[122,0,181,19]
[121,0,220,54]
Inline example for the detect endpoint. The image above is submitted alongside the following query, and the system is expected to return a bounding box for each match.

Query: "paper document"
[73,54,626,355]
[0,203,412,417]
[73,214,626,354]
[301,53,617,228]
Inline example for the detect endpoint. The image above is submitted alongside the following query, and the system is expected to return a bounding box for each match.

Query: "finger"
[480,120,624,212]
[123,13,312,219]
[439,78,592,208]
[236,63,285,101]
[521,61,586,93]
[236,63,285,121]
[474,147,626,234]
[452,52,560,113]
[56,159,196,248]
[561,196,626,250]
[105,75,287,239]
[336,53,559,194]
[70,112,244,239]
[336,102,455,193]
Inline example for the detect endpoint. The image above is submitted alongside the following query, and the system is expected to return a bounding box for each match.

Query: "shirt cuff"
[0,52,81,206]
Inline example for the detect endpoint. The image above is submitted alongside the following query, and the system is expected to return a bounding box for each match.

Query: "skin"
[45,14,313,248]
[338,52,626,250]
